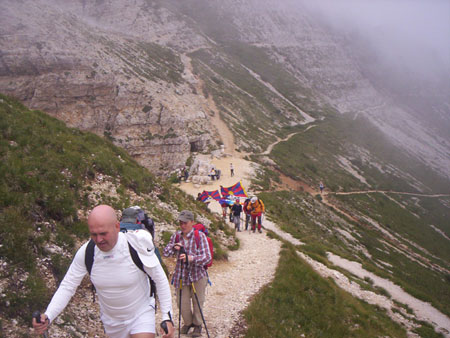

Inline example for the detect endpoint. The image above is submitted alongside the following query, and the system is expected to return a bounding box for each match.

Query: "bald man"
[32,205,174,338]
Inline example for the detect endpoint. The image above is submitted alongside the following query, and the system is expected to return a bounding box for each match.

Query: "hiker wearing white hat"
[246,196,265,233]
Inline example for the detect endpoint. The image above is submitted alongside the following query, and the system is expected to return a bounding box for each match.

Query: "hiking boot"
[258,229,262,233]
[180,324,193,334]
[191,325,202,337]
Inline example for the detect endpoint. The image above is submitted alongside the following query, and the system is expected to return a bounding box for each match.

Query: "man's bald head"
[88,205,120,252]
[88,205,118,227]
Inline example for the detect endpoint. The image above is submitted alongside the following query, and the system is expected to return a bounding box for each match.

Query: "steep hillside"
[1,0,448,180]
[0,95,235,336]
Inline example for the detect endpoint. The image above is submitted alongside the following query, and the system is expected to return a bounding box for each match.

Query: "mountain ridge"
[1,0,449,179]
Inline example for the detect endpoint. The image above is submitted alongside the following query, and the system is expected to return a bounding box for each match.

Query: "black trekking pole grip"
[179,246,189,266]
[160,312,173,335]
[32,311,49,338]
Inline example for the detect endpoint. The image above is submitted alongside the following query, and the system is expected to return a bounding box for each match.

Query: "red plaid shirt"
[163,229,211,288]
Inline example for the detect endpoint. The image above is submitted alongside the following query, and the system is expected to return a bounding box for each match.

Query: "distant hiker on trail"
[183,167,189,181]
[246,196,265,233]
[230,163,234,177]
[32,205,174,338]
[231,199,242,231]
[221,200,228,219]
[209,168,216,181]
[243,198,251,231]
[163,210,212,337]
[319,181,324,194]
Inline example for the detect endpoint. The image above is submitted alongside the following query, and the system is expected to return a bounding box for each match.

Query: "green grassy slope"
[0,94,232,326]
[0,94,154,320]
[243,245,408,338]
[189,44,322,153]
[246,114,449,330]
[335,193,450,316]
[270,114,449,193]
[255,189,449,335]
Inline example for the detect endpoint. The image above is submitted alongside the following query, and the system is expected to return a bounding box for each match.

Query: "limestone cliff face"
[0,0,214,174]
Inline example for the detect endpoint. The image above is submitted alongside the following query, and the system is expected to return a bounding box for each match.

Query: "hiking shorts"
[103,307,155,338]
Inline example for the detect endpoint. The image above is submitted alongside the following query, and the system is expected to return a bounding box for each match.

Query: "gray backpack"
[121,206,155,238]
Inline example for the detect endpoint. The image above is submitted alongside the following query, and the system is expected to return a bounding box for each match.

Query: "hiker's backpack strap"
[85,239,95,275]
[193,229,201,248]
[128,242,144,271]
[128,242,156,299]
[85,239,96,302]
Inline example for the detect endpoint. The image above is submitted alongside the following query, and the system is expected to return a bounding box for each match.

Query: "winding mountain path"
[183,54,237,156]
[329,190,450,198]
[261,124,316,155]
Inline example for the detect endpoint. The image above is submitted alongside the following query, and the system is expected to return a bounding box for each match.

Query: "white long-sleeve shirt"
[45,231,173,327]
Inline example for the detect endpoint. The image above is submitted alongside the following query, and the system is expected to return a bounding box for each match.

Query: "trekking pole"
[191,281,211,338]
[187,262,211,338]
[32,311,48,338]
[178,248,185,338]
[160,311,173,335]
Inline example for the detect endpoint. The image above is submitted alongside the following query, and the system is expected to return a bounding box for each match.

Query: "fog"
[299,0,450,80]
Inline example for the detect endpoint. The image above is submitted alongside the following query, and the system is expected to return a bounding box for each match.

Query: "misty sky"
[300,0,450,78]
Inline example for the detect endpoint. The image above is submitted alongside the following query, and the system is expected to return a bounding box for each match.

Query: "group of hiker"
[223,196,265,233]
[33,161,271,337]
[32,205,212,338]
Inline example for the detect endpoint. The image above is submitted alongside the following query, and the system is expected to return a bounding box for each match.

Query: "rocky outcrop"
[0,0,217,175]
